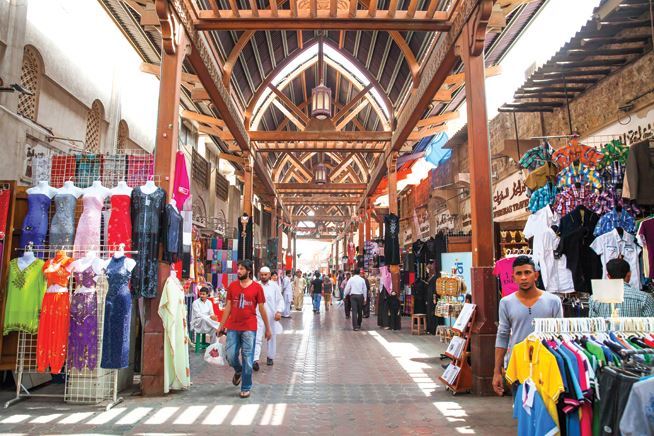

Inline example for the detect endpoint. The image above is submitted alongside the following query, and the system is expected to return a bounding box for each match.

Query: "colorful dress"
[19,193,52,254]
[101,256,132,369]
[158,276,191,393]
[73,194,105,256]
[49,193,78,247]
[131,187,165,298]
[3,258,46,335]
[37,252,72,374]
[108,194,132,253]
[68,265,99,371]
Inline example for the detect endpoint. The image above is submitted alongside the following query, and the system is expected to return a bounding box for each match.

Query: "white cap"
[260,266,271,273]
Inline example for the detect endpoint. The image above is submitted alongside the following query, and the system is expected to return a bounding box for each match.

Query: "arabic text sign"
[493,171,530,222]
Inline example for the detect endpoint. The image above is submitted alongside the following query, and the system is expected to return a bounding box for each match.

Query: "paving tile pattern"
[0,299,515,435]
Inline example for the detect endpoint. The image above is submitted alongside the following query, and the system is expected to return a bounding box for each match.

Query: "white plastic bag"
[204,337,226,366]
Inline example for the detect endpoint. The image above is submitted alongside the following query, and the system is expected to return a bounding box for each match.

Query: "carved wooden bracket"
[386,151,399,174]
[156,0,178,55]
[466,0,494,57]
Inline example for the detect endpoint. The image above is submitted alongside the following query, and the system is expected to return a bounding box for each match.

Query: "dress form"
[84,181,110,200]
[111,181,133,196]
[27,181,58,198]
[58,181,83,198]
[169,199,178,212]
[110,245,136,272]
[17,250,36,270]
[71,250,103,276]
[140,180,157,195]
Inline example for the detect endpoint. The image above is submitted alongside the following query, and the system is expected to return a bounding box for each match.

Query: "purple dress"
[68,266,98,371]
[101,256,132,369]
[19,193,52,255]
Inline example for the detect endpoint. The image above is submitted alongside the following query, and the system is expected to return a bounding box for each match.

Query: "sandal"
[239,391,250,398]
[232,372,242,386]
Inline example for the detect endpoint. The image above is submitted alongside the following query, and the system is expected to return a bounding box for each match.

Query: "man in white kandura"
[253,266,284,371]
[191,286,220,343]
[281,270,293,318]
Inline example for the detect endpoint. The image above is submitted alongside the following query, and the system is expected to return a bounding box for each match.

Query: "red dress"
[37,252,73,374]
[107,194,132,254]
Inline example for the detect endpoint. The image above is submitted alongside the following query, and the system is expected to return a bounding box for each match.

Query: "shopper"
[253,267,284,370]
[362,271,371,318]
[342,272,352,318]
[344,269,368,331]
[310,271,323,313]
[292,270,306,311]
[492,255,563,396]
[219,259,272,399]
[281,270,293,318]
[589,258,654,317]
[337,272,345,300]
[322,273,333,311]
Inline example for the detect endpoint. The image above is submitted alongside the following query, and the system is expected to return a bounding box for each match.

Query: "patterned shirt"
[590,283,654,317]
[556,162,602,189]
[594,209,637,236]
[553,184,600,216]
[551,141,604,168]
[598,140,629,168]
[519,142,555,171]
[600,160,626,190]
[528,183,558,213]
[525,162,559,191]
[595,190,641,216]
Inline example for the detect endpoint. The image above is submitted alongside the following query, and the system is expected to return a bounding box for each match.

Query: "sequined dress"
[131,187,165,298]
[108,194,132,252]
[101,256,132,369]
[68,265,99,371]
[74,194,104,255]
[49,193,78,247]
[19,193,52,253]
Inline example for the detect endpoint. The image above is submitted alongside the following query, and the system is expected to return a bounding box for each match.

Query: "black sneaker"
[267,358,273,366]
[253,361,260,372]
[232,372,242,386]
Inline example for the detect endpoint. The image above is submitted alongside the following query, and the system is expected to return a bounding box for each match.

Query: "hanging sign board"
[493,171,529,222]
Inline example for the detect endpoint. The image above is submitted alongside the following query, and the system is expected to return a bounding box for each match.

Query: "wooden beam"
[332,83,373,123]
[408,124,447,141]
[282,197,360,205]
[222,30,255,88]
[330,0,338,17]
[310,0,318,18]
[335,100,369,131]
[286,153,313,181]
[140,62,199,86]
[329,152,355,180]
[368,0,377,17]
[191,85,209,102]
[269,85,310,124]
[194,10,451,31]
[277,183,366,192]
[198,124,235,141]
[181,109,226,127]
[248,0,259,16]
[249,130,390,142]
[227,0,240,17]
[388,31,420,88]
[255,141,385,152]
[348,0,357,17]
[406,0,418,18]
[272,100,306,130]
[292,215,348,221]
[270,0,278,16]
[415,111,459,128]
[387,0,398,17]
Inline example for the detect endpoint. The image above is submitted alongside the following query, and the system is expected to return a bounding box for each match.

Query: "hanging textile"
[173,151,191,209]
[158,275,191,393]
[131,186,166,298]
[3,258,46,335]
[384,214,400,265]
[519,142,555,171]
[237,214,253,260]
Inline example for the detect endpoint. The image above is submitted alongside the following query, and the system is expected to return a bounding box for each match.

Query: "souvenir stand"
[0,148,182,409]
[439,303,476,395]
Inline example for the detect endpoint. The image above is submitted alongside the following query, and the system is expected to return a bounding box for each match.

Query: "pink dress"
[73,195,104,256]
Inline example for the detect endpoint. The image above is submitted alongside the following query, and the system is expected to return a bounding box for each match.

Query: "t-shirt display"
[493,257,518,297]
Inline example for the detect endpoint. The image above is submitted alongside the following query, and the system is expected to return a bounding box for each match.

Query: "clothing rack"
[532,317,654,335]
[6,246,135,410]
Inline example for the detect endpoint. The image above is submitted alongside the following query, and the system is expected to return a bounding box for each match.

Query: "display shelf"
[439,303,476,395]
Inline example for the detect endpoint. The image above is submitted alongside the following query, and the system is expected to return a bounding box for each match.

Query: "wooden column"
[142,2,187,396]
[387,152,400,301]
[276,206,284,272]
[365,208,372,242]
[459,0,496,396]
[358,209,365,259]
[242,152,254,217]
[335,238,340,272]
[292,232,297,271]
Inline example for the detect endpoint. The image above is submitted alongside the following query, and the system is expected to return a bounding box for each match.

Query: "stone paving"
[0,299,515,435]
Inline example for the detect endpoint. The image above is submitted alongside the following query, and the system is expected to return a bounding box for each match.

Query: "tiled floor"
[0,298,515,435]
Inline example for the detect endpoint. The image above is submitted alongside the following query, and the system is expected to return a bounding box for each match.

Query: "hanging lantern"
[314,162,327,184]
[311,82,332,119]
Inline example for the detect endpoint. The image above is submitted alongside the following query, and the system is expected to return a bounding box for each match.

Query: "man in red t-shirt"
[219,259,272,398]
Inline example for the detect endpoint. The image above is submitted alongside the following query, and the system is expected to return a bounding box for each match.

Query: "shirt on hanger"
[590,228,642,289]
[525,162,559,191]
[620,377,654,436]
[595,190,641,216]
[556,162,602,190]
[524,205,559,266]
[551,141,603,169]
[528,183,558,213]
[513,383,559,436]
[599,160,625,190]
[519,142,555,171]
[598,140,629,167]
[638,218,654,279]
[593,209,636,237]
[493,257,518,297]
[553,184,600,217]
[540,228,575,294]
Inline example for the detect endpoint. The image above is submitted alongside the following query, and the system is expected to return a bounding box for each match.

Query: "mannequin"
[71,250,103,276]
[18,248,37,271]
[109,244,136,272]
[111,180,133,196]
[169,198,178,212]
[27,180,58,198]
[84,180,111,200]
[58,181,83,198]
[140,179,158,195]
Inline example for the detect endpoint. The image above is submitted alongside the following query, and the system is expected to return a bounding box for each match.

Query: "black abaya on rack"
[384,214,400,265]
[237,214,253,260]
[426,274,439,334]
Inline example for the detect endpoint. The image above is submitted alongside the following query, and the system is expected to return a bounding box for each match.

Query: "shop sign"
[460,199,472,233]
[402,225,413,246]
[434,208,457,232]
[492,171,529,222]
[416,205,430,239]
[586,105,653,145]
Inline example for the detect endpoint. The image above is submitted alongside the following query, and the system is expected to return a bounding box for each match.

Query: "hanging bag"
[203,335,227,366]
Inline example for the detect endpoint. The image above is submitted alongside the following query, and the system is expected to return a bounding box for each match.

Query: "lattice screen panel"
[16,46,42,121]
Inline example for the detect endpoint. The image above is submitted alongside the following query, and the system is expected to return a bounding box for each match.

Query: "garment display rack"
[5,244,138,410]
[439,303,476,395]
[532,317,654,335]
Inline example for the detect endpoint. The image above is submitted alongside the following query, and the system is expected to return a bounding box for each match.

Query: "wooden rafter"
[276,183,366,193]
[286,153,313,181]
[388,31,420,88]
[223,30,256,88]
[272,100,306,130]
[180,109,226,128]
[140,62,199,91]
[415,111,459,128]
[249,131,390,142]
[291,215,348,221]
[332,83,373,123]
[329,152,355,181]
[335,100,369,131]
[255,141,385,152]
[269,85,310,125]
[434,65,502,101]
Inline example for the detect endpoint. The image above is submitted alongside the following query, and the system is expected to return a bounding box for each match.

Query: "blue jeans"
[312,293,322,312]
[225,330,256,392]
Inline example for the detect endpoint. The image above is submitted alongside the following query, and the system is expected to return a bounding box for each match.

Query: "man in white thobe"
[254,267,284,370]
[281,270,293,318]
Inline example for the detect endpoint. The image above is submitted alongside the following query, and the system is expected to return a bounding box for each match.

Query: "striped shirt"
[556,162,602,190]
[519,142,555,171]
[528,183,558,213]
[551,142,604,168]
[589,283,654,317]
[553,184,600,217]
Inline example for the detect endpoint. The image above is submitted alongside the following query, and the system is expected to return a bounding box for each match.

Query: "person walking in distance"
[292,270,306,311]
[492,256,563,396]
[253,267,284,371]
[322,273,333,311]
[342,272,352,319]
[310,271,324,314]
[219,260,272,399]
[344,269,368,331]
[281,270,293,318]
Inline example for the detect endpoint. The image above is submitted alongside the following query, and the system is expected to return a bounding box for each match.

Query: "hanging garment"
[590,229,642,290]
[624,139,654,204]
[19,193,52,254]
[32,155,51,184]
[0,189,10,270]
[102,154,127,187]
[525,162,559,192]
[68,270,99,371]
[553,184,600,217]
[101,256,132,369]
[237,214,253,261]
[551,141,603,169]
[539,228,575,294]
[528,183,558,213]
[412,280,427,314]
[599,160,626,191]
[3,258,46,335]
[108,194,132,253]
[638,218,654,279]
[158,276,191,393]
[50,155,77,188]
[49,193,78,247]
[594,208,636,237]
[556,162,602,189]
[131,186,165,298]
[172,151,190,209]
[37,252,73,374]
[384,214,400,265]
[595,190,641,216]
[523,205,559,267]
[493,257,519,297]
[75,154,102,188]
[126,155,155,187]
[519,142,555,171]
[74,194,105,256]
[162,204,183,263]
[598,139,629,167]
[619,376,654,436]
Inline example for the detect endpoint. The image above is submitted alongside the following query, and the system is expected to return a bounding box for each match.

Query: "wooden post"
[242,151,254,217]
[292,232,297,271]
[276,206,284,272]
[365,207,372,242]
[142,1,187,396]
[271,199,277,269]
[387,151,400,302]
[459,0,496,396]
[335,238,340,272]
[358,210,365,259]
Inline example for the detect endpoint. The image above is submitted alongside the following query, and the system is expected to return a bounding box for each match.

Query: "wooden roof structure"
[101,0,546,235]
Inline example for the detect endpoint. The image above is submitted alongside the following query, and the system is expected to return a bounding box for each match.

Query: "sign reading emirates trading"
[492,171,530,222]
